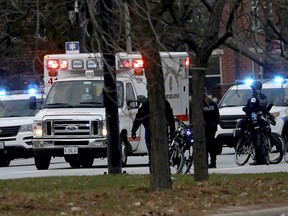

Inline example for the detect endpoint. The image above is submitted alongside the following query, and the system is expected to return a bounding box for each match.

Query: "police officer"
[243,81,268,120]
[242,80,269,165]
[131,97,175,172]
[203,89,220,168]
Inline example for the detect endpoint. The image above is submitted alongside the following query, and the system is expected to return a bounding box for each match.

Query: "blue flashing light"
[244,78,254,85]
[0,90,6,96]
[273,76,285,84]
[28,88,37,94]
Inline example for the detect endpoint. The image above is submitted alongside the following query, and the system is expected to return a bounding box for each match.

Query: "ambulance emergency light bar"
[118,59,144,69]
[47,59,68,69]
[118,57,190,69]
[46,59,99,70]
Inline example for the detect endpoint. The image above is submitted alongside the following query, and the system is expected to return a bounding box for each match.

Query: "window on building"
[189,55,221,99]
[205,55,221,97]
[251,0,260,30]
[263,1,273,14]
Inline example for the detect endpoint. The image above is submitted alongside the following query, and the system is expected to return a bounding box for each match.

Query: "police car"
[0,88,43,166]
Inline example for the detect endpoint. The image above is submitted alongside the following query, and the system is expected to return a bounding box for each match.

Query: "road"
[1,148,288,179]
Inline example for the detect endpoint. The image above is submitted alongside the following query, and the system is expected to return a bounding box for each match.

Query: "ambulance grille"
[45,120,99,136]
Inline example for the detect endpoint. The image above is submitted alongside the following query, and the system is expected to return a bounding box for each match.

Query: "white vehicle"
[30,52,190,170]
[0,90,43,166]
[216,78,288,148]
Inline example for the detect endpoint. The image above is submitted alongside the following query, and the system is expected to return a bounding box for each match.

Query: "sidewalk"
[209,203,288,216]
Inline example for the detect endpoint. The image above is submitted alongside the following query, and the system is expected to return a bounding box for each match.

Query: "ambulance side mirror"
[127,95,146,109]
[127,100,140,109]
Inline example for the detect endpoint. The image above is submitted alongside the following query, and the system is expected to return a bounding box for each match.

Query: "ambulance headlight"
[99,121,107,137]
[102,127,107,137]
[33,121,44,138]
[19,124,33,133]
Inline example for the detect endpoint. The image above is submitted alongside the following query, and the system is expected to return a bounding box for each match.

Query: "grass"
[0,173,288,215]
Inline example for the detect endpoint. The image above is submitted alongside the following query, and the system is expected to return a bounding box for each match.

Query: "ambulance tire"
[81,157,94,168]
[65,156,81,168]
[34,155,51,170]
[121,138,128,166]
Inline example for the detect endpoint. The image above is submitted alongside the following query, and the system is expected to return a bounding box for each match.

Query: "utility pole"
[100,0,122,173]
[124,0,132,53]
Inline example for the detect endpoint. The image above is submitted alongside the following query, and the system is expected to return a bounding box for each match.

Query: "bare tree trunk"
[190,55,209,181]
[128,0,172,191]
[143,48,172,190]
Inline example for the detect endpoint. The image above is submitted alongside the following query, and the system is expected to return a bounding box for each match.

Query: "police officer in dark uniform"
[242,80,269,165]
[243,81,268,121]
[131,97,175,172]
[203,89,220,168]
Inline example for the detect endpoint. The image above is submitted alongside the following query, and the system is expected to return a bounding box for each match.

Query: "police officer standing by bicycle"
[242,80,270,165]
[203,89,220,168]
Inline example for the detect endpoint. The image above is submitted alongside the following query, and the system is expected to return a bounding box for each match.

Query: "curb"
[211,206,288,216]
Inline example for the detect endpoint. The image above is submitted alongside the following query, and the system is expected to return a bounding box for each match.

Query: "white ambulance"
[30,52,190,170]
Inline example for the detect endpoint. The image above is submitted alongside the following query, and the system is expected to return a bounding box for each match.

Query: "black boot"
[208,160,216,168]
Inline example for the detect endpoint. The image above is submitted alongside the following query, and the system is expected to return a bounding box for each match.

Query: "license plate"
[0,142,4,149]
[64,146,78,155]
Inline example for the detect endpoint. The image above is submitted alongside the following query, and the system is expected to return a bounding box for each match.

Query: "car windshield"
[219,88,286,108]
[44,80,124,108]
[0,99,41,118]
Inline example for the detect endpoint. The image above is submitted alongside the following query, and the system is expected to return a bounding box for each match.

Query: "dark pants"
[205,128,217,164]
[145,128,152,172]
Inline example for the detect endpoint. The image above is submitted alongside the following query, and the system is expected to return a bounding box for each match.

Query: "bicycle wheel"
[169,145,185,174]
[269,133,284,164]
[257,132,270,165]
[234,134,252,166]
[284,140,288,163]
[182,143,193,174]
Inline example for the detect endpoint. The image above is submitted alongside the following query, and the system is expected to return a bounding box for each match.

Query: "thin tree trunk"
[128,0,172,191]
[143,48,172,190]
[191,56,209,181]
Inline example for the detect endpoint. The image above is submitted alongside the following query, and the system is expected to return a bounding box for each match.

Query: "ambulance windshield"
[44,80,124,108]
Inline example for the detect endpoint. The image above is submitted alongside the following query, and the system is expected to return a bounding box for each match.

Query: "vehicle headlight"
[19,124,33,132]
[99,120,107,137]
[102,127,107,137]
[33,121,43,138]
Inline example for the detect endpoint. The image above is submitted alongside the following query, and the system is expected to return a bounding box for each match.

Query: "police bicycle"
[234,104,283,166]
[169,118,193,173]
